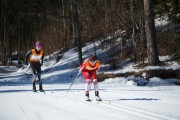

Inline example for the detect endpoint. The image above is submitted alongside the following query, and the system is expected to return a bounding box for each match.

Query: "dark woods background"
[0,0,179,66]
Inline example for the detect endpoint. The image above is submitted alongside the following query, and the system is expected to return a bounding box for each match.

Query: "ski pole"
[67,72,81,93]
[21,64,30,70]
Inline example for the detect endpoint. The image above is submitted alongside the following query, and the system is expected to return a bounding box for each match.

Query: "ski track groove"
[27,91,179,120]
[65,93,178,120]
[106,89,180,107]
[8,90,179,120]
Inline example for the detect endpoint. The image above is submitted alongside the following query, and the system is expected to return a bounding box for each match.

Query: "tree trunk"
[144,0,159,65]
[130,0,137,61]
[2,0,8,65]
[172,0,179,22]
[62,0,67,51]
[71,0,82,65]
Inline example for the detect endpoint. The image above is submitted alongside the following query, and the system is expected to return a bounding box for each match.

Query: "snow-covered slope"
[106,56,180,74]
[0,42,108,84]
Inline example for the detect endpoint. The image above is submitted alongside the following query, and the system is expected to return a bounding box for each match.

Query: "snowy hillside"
[0,42,180,120]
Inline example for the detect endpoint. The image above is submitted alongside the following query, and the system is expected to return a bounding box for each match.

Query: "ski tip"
[96,99,102,102]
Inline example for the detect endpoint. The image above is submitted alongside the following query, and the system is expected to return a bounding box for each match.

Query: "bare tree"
[1,0,8,65]
[144,0,159,65]
[71,0,82,65]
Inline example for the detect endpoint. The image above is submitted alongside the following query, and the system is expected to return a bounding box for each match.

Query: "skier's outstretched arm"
[25,51,32,65]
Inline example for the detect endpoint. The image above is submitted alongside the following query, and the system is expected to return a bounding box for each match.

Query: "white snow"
[0,84,180,120]
[147,77,178,86]
[155,15,171,27]
[0,66,19,72]
[0,42,180,120]
[106,55,180,74]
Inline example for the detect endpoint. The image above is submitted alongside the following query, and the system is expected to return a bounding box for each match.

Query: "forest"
[0,0,179,67]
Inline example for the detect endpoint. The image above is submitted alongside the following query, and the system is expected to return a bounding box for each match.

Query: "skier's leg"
[93,79,100,98]
[36,63,43,92]
[93,79,99,92]
[92,71,98,92]
[93,81,101,100]
[84,79,91,100]
[92,71,101,100]
[82,71,91,98]
[85,79,91,95]
[30,62,36,92]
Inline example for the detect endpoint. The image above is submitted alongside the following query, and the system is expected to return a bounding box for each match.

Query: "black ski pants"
[30,62,42,88]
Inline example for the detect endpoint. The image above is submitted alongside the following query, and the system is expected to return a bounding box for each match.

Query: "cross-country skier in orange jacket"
[79,55,101,101]
[25,41,44,92]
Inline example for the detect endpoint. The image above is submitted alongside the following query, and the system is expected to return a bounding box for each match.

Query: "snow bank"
[102,76,178,87]
[102,76,145,87]
[147,77,178,86]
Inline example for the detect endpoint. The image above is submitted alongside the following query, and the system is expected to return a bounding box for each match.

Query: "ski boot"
[33,87,37,92]
[85,93,91,101]
[39,86,44,92]
[95,91,102,101]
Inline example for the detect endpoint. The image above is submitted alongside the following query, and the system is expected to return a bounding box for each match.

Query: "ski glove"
[79,66,84,73]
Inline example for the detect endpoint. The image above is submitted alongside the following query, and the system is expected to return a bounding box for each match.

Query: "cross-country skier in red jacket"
[79,55,101,101]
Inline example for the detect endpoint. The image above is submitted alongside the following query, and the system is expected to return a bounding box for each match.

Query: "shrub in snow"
[127,80,137,86]
[147,77,176,86]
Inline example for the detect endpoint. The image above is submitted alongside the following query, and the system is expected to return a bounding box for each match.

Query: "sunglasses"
[89,60,96,65]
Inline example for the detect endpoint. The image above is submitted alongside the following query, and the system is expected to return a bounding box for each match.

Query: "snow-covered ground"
[0,84,180,120]
[0,42,180,120]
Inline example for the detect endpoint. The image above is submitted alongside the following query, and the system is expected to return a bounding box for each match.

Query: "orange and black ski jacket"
[25,49,44,64]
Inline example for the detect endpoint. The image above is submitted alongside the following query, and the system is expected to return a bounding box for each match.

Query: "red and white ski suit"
[80,58,100,94]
